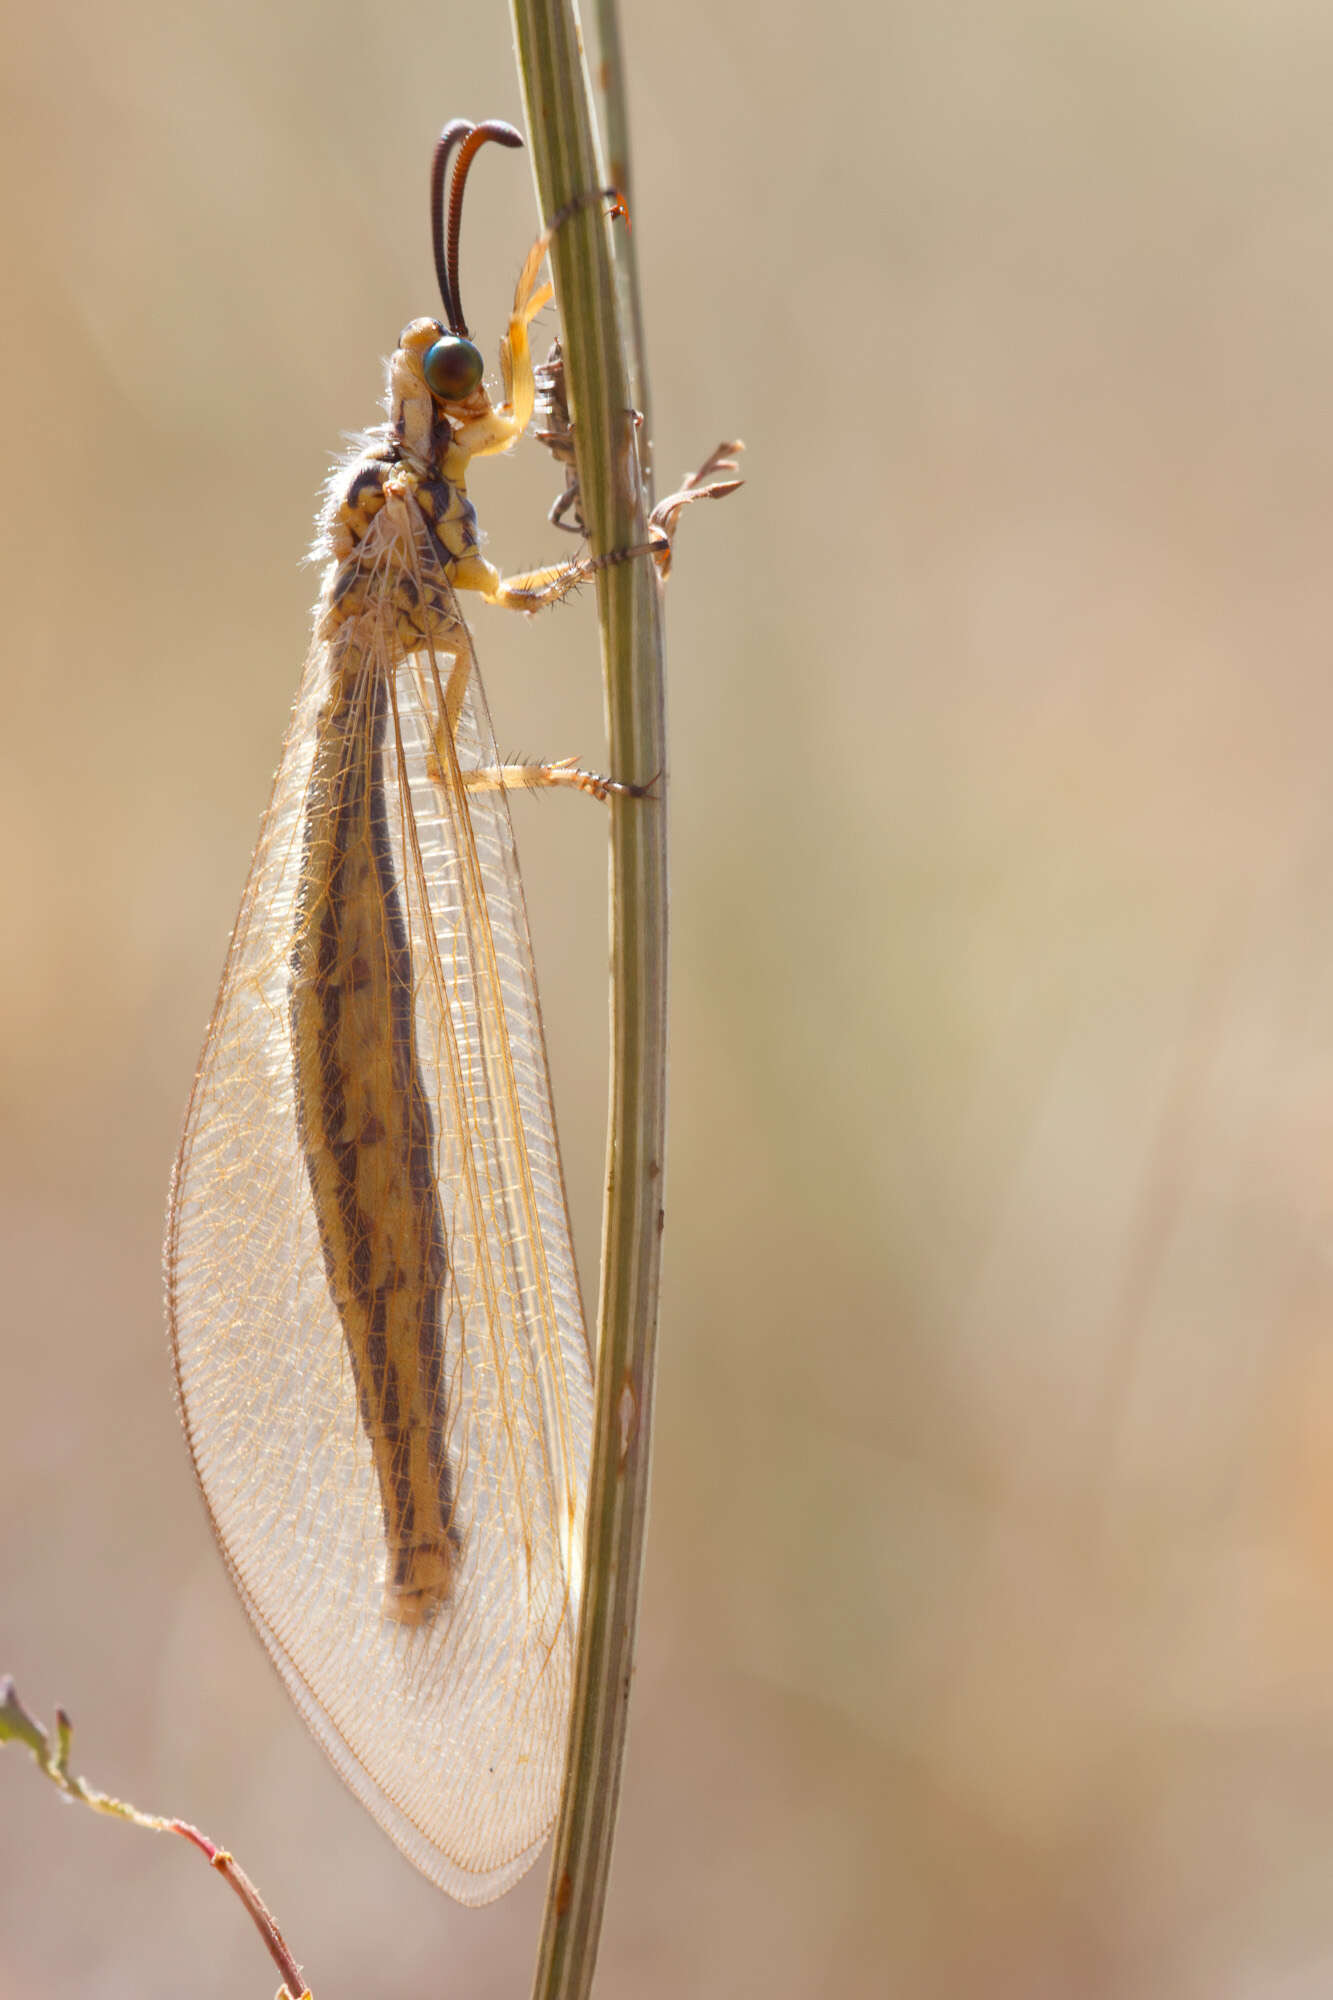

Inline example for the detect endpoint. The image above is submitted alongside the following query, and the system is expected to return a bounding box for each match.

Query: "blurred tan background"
[7,1,1333,1994]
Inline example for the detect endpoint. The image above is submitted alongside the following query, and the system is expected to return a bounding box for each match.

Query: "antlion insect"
[165,118,741,1904]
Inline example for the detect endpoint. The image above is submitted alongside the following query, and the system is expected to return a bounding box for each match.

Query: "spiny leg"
[412,644,648,804]
[444,538,662,617]
[484,539,664,613]
[461,758,655,802]
[467,442,747,608]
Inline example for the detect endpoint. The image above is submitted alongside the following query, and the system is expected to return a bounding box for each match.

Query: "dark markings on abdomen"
[290,635,458,1624]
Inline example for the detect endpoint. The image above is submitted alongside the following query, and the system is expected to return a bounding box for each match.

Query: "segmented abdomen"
[289,631,458,1623]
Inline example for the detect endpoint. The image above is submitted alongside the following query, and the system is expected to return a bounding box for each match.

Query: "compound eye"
[423,334,484,402]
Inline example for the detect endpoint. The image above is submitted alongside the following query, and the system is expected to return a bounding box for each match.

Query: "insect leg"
[461,758,655,802]
[483,543,664,612]
[454,445,746,608]
[547,485,584,534]
[445,543,664,615]
[415,639,649,805]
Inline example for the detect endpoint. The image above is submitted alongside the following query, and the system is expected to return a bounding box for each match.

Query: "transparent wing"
[165,503,592,1904]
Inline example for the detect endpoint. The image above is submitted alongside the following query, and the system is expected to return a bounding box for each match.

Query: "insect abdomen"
[290,632,458,1623]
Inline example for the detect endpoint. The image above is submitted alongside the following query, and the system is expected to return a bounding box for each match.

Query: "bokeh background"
[7,2,1333,1994]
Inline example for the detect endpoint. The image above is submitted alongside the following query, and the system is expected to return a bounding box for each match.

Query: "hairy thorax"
[315,318,492,654]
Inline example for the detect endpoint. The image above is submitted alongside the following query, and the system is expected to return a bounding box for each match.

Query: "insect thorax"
[317,329,482,652]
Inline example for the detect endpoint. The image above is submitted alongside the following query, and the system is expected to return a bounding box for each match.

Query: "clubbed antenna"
[429,118,523,337]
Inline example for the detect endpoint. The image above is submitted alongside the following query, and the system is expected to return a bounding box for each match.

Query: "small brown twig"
[0,1677,310,2000]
